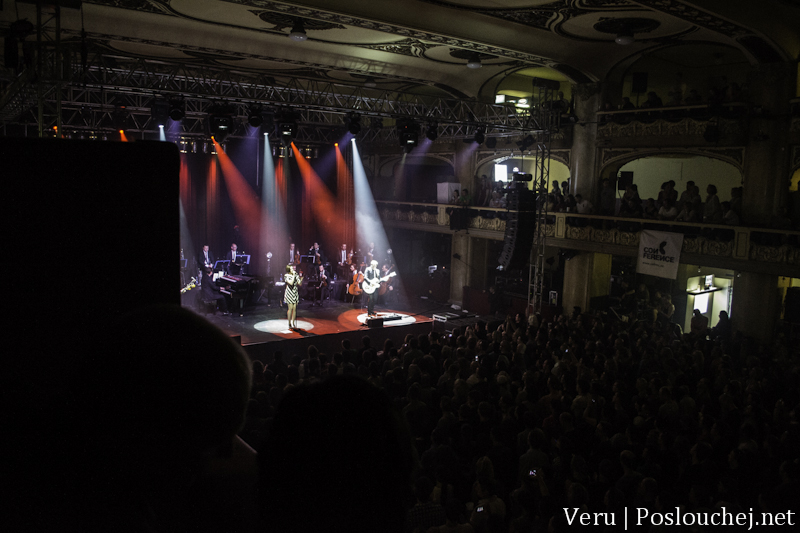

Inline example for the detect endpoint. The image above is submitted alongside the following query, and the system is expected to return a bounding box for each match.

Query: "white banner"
[636,230,683,279]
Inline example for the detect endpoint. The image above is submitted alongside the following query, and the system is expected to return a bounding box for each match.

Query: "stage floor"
[192,294,444,346]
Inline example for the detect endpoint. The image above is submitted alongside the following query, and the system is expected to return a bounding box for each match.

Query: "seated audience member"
[675,201,698,222]
[722,201,740,225]
[575,194,593,214]
[658,199,678,221]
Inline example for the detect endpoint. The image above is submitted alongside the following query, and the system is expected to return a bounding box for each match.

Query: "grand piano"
[218,274,259,315]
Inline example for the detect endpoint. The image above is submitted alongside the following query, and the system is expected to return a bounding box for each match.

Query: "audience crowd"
[242,300,800,533]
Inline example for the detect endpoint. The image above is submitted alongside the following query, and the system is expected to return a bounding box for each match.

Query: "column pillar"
[562,252,612,314]
[450,232,470,304]
[454,141,478,196]
[742,63,794,226]
[467,236,489,290]
[571,83,602,200]
[731,271,780,343]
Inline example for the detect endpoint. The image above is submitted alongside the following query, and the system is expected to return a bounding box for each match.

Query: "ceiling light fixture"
[289,20,308,41]
[466,54,482,69]
[615,32,634,45]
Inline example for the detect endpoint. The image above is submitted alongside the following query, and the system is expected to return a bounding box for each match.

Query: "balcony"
[377,200,800,275]
[596,103,747,146]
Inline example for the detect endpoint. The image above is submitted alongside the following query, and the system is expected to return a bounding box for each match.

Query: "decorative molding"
[600,146,745,171]
[597,117,743,140]
[219,0,551,64]
[357,38,434,59]
[253,10,347,31]
[85,0,168,14]
[634,0,752,39]
[469,216,506,232]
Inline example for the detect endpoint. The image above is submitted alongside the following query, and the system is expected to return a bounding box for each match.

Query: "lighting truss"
[0,49,533,143]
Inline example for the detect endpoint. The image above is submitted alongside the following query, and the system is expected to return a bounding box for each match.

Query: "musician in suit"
[366,242,375,264]
[289,243,297,264]
[378,263,395,306]
[226,243,243,275]
[363,260,380,316]
[198,245,215,270]
[201,267,231,315]
[310,263,329,306]
[309,242,324,264]
[337,243,350,278]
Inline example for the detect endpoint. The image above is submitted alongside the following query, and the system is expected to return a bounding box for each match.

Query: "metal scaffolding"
[526,79,561,316]
[1,47,533,143]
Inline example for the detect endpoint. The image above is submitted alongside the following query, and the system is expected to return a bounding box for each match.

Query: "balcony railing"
[377,200,800,269]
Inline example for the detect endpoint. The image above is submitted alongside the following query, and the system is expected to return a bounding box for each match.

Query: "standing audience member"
[703,184,723,224]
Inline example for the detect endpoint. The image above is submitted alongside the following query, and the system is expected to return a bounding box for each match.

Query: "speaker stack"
[498,185,537,271]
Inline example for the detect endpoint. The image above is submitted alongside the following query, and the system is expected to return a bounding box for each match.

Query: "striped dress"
[284,273,300,304]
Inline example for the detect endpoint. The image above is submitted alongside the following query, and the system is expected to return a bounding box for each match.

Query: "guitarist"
[363,260,381,316]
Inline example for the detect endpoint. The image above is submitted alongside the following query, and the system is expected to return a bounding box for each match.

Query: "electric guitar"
[362,271,396,295]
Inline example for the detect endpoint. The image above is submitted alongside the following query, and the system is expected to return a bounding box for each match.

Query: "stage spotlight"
[473,127,485,145]
[303,146,312,159]
[426,122,438,141]
[111,107,130,131]
[397,118,419,150]
[516,134,534,151]
[346,112,362,135]
[208,104,234,143]
[169,100,185,121]
[248,106,264,128]
[289,19,308,41]
[485,136,497,149]
[151,99,170,127]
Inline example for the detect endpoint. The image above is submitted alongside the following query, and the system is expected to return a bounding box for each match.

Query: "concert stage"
[190,296,465,362]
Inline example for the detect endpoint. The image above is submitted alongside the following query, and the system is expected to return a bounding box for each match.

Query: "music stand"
[235,254,250,275]
[301,255,315,264]
[214,260,230,273]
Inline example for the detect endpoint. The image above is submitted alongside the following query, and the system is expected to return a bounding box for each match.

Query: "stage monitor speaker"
[618,171,633,191]
[631,72,648,94]
[366,317,384,328]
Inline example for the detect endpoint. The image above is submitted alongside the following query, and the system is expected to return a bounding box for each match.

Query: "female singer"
[284,263,303,329]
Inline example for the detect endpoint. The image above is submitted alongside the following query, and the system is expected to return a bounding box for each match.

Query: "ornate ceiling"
[2,0,797,103]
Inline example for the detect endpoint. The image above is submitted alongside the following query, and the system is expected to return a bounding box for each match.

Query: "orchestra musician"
[347,263,363,303]
[201,267,231,315]
[226,243,243,275]
[284,264,303,329]
[288,243,298,264]
[378,263,395,305]
[337,243,350,278]
[309,242,324,265]
[198,245,216,276]
[310,263,329,306]
[366,242,375,264]
[363,260,380,316]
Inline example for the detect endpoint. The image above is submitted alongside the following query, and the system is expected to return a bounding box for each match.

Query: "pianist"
[201,267,232,315]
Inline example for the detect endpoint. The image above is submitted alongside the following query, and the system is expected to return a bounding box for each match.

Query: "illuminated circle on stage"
[253,319,315,333]
[356,312,416,327]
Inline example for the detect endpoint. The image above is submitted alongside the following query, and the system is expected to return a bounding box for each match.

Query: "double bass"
[348,268,364,296]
